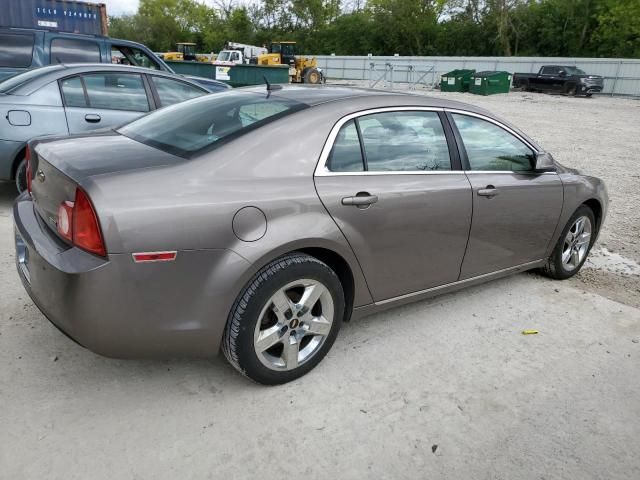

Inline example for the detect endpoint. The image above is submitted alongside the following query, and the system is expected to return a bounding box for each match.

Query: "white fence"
[313,55,640,96]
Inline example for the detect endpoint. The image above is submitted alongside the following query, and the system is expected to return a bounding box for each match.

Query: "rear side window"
[151,76,205,107]
[60,76,86,107]
[0,33,34,67]
[326,111,451,172]
[327,120,364,172]
[359,112,451,171]
[83,73,149,112]
[51,38,101,64]
[119,91,307,157]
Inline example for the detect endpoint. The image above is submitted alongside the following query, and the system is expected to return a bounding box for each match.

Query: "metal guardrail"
[368,62,436,90]
[314,55,640,96]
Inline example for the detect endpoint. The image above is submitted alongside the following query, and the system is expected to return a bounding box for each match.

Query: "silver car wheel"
[561,215,592,271]
[254,279,334,371]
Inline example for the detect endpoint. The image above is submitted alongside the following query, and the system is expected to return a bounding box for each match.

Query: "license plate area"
[15,230,31,284]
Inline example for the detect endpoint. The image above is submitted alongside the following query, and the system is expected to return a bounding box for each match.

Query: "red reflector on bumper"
[132,251,177,263]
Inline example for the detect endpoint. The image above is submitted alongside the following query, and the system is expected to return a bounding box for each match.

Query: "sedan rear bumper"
[13,194,252,358]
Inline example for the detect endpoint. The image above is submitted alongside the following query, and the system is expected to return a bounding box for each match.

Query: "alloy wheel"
[253,279,334,371]
[561,215,592,271]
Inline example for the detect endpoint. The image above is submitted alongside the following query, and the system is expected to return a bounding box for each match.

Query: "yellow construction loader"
[163,43,211,62]
[257,42,324,84]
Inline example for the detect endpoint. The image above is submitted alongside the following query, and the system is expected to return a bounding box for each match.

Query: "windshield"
[217,51,231,62]
[564,67,586,75]
[118,90,308,158]
[0,65,64,93]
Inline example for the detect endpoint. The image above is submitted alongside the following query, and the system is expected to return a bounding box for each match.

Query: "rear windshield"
[0,65,64,93]
[118,90,308,157]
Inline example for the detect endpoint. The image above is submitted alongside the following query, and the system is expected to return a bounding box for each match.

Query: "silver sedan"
[13,86,608,384]
[0,63,228,192]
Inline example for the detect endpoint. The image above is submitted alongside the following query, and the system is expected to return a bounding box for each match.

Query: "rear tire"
[15,158,27,193]
[542,206,596,280]
[566,83,577,96]
[303,68,322,84]
[222,253,345,385]
[520,80,530,92]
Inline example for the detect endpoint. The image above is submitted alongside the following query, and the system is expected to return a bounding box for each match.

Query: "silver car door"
[60,73,151,134]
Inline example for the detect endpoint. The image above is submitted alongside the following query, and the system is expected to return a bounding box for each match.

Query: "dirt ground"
[1,89,639,479]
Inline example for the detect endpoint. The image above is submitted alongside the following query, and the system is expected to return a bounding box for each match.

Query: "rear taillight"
[25,146,32,195]
[56,188,106,257]
[73,188,106,257]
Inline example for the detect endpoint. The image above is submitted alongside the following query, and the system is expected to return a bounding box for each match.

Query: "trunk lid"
[30,131,184,242]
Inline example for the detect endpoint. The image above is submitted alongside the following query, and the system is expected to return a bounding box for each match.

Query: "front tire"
[542,206,596,280]
[15,158,27,193]
[223,253,345,385]
[303,68,322,84]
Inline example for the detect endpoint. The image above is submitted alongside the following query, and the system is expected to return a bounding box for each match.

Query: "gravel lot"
[1,90,639,479]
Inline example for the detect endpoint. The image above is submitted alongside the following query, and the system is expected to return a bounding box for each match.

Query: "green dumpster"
[228,64,289,87]
[165,60,217,79]
[469,71,512,95]
[440,69,475,92]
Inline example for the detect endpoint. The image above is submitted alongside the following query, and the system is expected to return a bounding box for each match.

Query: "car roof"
[2,63,201,95]
[236,85,542,150]
[238,84,491,113]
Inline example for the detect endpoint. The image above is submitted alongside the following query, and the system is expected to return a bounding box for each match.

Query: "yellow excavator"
[257,41,324,84]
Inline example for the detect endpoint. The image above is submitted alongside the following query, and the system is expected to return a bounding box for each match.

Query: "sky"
[102,0,238,16]
[102,0,139,15]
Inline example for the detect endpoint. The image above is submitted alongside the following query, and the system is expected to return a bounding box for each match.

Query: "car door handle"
[341,194,378,206]
[85,114,101,123]
[477,186,499,197]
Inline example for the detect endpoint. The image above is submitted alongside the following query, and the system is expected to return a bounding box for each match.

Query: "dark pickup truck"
[513,65,604,97]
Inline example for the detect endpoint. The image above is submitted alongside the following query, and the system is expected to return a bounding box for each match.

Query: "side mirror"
[559,70,566,77]
[534,152,556,172]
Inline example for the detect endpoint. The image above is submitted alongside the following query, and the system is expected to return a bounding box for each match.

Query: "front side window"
[82,73,149,112]
[0,33,34,68]
[111,46,160,70]
[118,91,308,157]
[452,114,535,172]
[50,38,101,63]
[152,76,205,107]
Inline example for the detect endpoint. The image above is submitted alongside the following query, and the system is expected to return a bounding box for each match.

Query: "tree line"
[109,0,640,58]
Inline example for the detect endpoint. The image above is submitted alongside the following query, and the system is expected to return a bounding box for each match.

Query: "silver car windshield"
[118,90,308,158]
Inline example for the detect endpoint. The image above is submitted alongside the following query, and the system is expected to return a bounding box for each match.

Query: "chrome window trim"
[314,106,450,177]
[314,106,545,177]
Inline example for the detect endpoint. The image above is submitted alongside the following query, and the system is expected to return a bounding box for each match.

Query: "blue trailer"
[1,0,108,36]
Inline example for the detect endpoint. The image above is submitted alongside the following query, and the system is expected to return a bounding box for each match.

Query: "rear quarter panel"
[88,101,399,308]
